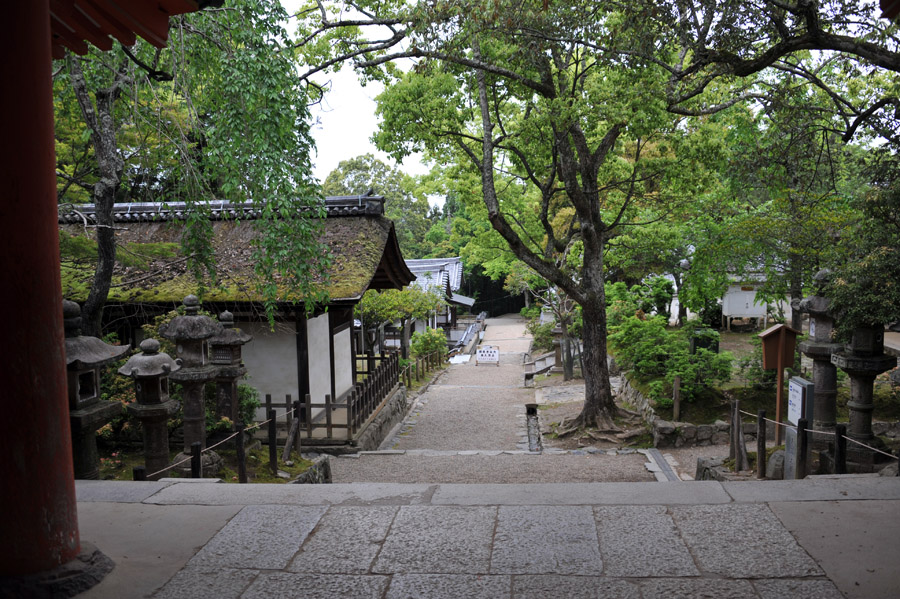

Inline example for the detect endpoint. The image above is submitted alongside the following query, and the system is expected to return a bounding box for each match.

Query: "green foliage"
[526,320,556,353]
[520,305,541,320]
[410,328,447,358]
[56,0,329,327]
[828,175,900,337]
[609,316,733,403]
[323,154,434,259]
[355,286,446,330]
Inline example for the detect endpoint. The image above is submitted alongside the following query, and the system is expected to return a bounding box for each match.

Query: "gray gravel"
[331,453,655,483]
[332,316,657,484]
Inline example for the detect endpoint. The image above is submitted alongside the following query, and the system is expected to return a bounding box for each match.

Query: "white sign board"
[476,345,499,366]
[788,380,804,426]
[809,318,816,339]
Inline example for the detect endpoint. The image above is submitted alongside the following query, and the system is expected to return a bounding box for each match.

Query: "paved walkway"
[331,315,653,484]
[75,477,900,599]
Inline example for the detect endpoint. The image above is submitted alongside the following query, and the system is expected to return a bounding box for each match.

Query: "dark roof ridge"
[58,196,385,224]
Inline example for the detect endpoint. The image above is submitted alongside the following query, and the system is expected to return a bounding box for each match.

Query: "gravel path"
[331,452,655,483]
[331,315,657,483]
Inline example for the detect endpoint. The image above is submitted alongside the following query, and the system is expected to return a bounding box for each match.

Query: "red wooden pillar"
[0,1,81,575]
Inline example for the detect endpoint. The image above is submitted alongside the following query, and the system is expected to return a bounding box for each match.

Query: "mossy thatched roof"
[59,199,414,306]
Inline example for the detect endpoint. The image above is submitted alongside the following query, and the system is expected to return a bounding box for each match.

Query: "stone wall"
[618,375,771,449]
[353,385,409,452]
[619,373,900,449]
[292,455,331,484]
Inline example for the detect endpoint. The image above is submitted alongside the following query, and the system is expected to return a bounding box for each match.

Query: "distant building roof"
[404,258,475,307]
[58,197,414,305]
[405,257,464,292]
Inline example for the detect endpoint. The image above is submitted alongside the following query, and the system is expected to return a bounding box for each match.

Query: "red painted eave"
[49,0,201,59]
[882,0,900,20]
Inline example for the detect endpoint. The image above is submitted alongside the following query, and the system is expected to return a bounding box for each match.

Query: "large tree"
[322,154,433,258]
[56,0,328,334]
[295,0,900,429]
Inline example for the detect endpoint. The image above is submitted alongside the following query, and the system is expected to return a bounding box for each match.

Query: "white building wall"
[333,327,353,399]
[239,320,298,421]
[307,313,332,402]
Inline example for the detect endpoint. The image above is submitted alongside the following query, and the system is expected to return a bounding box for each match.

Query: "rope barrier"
[736,410,897,462]
[843,435,900,461]
[144,406,300,479]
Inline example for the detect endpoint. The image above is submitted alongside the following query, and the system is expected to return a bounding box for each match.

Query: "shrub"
[410,327,447,358]
[526,320,556,353]
[520,305,541,320]
[608,315,733,403]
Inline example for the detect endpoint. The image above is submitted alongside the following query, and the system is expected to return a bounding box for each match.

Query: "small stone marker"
[476,345,500,366]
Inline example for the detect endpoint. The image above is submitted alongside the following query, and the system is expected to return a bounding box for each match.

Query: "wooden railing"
[297,351,400,444]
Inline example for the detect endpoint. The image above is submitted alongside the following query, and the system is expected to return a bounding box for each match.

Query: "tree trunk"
[68,56,126,336]
[574,301,618,430]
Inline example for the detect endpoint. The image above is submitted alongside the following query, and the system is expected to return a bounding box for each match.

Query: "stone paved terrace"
[73,477,900,599]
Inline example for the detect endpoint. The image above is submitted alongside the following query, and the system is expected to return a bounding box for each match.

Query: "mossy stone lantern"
[63,300,131,479]
[159,295,222,460]
[209,311,252,424]
[118,338,181,480]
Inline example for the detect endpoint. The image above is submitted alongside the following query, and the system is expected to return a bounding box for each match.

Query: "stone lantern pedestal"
[209,311,252,425]
[118,339,181,481]
[62,301,130,479]
[159,295,223,476]
[795,288,843,451]
[831,325,897,471]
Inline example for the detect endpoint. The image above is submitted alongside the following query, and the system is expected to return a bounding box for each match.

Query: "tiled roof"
[58,197,386,224]
[58,197,413,305]
[405,257,464,293]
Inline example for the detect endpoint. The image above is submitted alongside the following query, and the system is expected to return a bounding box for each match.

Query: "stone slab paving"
[187,505,326,569]
[491,506,604,575]
[671,503,822,578]
[74,479,898,599]
[594,506,698,577]
[769,499,900,599]
[373,506,496,574]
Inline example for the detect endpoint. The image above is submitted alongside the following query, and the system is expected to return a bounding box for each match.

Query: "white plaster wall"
[238,320,299,421]
[333,328,353,399]
[307,314,332,402]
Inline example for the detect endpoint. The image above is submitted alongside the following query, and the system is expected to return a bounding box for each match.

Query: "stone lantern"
[831,325,897,471]
[63,300,130,479]
[795,270,844,450]
[118,338,181,481]
[159,295,222,471]
[209,311,252,424]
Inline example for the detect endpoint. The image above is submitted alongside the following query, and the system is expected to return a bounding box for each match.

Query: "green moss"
[117,242,180,268]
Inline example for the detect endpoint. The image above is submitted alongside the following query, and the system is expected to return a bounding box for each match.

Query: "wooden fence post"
[797,418,809,479]
[284,393,292,440]
[191,441,202,479]
[236,423,248,484]
[267,409,277,475]
[325,394,333,438]
[757,410,767,479]
[835,423,847,474]
[293,399,302,454]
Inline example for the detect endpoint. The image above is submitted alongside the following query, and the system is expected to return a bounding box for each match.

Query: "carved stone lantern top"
[118,339,181,379]
[63,300,130,370]
[159,295,222,342]
[210,311,252,348]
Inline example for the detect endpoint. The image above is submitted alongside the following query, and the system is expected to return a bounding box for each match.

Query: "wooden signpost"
[758,324,800,445]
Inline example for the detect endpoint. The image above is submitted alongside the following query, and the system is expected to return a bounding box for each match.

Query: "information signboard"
[476,345,499,366]
[785,377,814,480]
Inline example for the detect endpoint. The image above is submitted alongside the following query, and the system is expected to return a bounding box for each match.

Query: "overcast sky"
[280,1,428,183]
